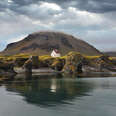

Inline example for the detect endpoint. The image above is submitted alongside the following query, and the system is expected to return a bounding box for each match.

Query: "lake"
[0,75,116,116]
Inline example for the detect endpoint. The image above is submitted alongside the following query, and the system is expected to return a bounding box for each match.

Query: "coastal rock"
[51,58,65,71]
[0,61,16,78]
[23,59,32,71]
[39,56,55,67]
[15,56,39,69]
[82,55,116,72]
[62,52,83,75]
[31,56,39,69]
[15,58,28,67]
[23,59,32,79]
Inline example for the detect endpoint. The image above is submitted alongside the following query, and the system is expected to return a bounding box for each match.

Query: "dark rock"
[51,58,65,71]
[15,58,28,67]
[0,61,16,76]
[82,55,116,72]
[39,57,55,68]
[31,56,39,69]
[23,59,32,71]
[62,52,83,75]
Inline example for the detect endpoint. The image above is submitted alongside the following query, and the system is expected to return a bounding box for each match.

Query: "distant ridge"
[104,52,116,57]
[1,31,101,56]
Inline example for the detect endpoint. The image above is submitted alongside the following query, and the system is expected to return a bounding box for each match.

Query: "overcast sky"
[0,0,116,52]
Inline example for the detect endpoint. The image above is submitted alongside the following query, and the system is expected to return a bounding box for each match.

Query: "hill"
[1,31,101,56]
[104,52,116,57]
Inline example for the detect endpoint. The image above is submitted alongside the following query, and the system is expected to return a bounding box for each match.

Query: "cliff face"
[1,31,101,56]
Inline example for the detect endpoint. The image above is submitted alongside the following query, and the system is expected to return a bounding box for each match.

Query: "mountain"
[104,52,116,57]
[1,31,101,56]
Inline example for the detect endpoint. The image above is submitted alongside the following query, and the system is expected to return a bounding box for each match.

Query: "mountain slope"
[1,31,101,56]
[104,52,116,57]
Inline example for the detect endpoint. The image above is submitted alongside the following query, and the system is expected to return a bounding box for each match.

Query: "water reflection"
[4,75,94,107]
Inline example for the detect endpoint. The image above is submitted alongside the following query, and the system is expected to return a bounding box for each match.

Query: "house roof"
[54,49,60,54]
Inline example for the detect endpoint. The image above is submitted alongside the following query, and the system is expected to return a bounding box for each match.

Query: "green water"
[0,75,116,116]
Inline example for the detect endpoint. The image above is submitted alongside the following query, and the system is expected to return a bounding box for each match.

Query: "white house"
[51,49,61,57]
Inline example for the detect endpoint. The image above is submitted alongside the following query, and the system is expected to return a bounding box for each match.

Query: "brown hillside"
[104,52,116,57]
[1,31,101,56]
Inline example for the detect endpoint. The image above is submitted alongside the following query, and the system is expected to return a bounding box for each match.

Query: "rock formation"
[62,52,83,75]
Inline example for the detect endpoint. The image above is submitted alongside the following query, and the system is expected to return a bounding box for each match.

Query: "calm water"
[0,75,116,116]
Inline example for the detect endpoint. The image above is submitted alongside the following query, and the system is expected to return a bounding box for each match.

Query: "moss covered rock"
[83,54,116,72]
[39,55,55,67]
[31,56,39,69]
[51,58,65,71]
[62,52,83,74]
[23,59,32,70]
[15,58,28,67]
[0,61,16,75]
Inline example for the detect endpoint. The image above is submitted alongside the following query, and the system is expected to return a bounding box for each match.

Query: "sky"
[0,0,116,52]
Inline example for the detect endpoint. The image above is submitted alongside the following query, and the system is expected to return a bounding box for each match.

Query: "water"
[0,75,116,116]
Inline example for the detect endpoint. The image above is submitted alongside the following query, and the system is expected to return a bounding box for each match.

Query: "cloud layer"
[0,0,116,51]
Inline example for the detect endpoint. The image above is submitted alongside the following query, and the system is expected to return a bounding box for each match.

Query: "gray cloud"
[0,0,116,52]
[1,0,116,14]
[2,0,116,13]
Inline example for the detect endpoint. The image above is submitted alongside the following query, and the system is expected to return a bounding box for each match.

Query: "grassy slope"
[0,51,114,65]
[0,52,101,62]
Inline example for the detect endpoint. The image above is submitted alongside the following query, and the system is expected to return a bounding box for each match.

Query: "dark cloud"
[1,0,115,14]
[1,0,116,14]
[48,0,116,13]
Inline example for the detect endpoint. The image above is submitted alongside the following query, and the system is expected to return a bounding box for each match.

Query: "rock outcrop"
[62,52,83,75]
[31,56,39,69]
[82,55,116,72]
[0,52,116,78]
[51,58,65,71]
[0,61,16,77]
[15,58,28,67]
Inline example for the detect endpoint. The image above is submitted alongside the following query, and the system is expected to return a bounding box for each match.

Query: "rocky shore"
[0,52,116,80]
